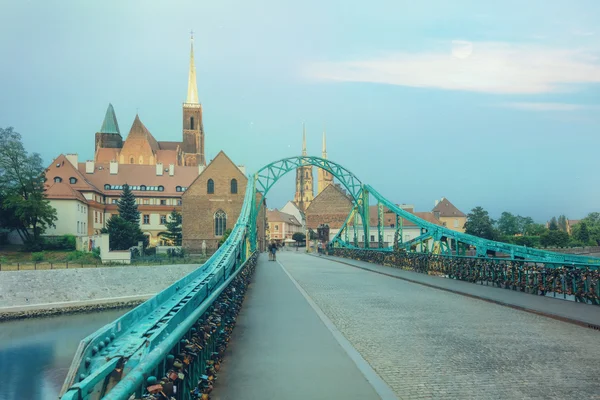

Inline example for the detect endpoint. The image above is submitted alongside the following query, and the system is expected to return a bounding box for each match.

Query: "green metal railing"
[331,248,600,305]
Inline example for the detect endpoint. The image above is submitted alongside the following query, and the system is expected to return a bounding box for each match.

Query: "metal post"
[377,202,383,249]
[361,187,370,249]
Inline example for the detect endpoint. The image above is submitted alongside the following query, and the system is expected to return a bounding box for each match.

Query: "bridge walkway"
[215,252,600,400]
[213,252,386,400]
[322,254,600,328]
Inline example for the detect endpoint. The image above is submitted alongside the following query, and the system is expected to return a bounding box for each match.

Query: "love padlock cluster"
[133,255,257,400]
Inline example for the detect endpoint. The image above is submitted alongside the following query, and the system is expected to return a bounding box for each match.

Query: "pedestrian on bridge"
[269,241,277,262]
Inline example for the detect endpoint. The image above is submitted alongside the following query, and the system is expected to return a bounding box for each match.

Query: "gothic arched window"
[130,157,134,164]
[305,171,309,179]
[207,179,214,194]
[230,179,237,194]
[190,116,195,130]
[215,210,227,236]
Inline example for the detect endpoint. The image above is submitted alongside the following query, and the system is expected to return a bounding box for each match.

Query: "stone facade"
[182,151,247,251]
[305,184,353,230]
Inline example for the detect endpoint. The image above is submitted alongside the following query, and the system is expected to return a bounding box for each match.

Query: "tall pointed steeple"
[322,129,327,159]
[186,32,199,104]
[302,123,307,156]
[100,103,120,134]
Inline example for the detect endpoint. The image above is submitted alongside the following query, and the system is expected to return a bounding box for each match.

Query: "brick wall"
[182,152,247,252]
[306,184,353,230]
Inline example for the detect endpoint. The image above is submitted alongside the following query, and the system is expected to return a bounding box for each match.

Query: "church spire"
[302,123,307,156]
[186,31,199,104]
[100,103,120,134]
[322,128,327,159]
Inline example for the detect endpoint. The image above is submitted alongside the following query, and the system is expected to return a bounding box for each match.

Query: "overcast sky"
[1,0,599,222]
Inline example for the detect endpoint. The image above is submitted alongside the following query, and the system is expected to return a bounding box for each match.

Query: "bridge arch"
[253,156,363,203]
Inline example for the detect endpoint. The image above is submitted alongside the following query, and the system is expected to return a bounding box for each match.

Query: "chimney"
[85,160,95,174]
[110,160,119,175]
[434,199,440,207]
[238,165,246,175]
[156,163,163,176]
[169,164,175,176]
[198,165,205,175]
[66,154,78,167]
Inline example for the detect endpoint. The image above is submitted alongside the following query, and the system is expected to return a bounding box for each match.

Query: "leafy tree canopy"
[292,232,306,243]
[464,206,497,240]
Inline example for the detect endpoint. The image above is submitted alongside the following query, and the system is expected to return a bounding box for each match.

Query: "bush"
[42,234,76,251]
[144,247,157,256]
[92,247,101,259]
[31,252,45,262]
[167,248,186,258]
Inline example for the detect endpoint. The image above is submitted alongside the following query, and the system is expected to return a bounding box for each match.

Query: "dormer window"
[69,177,77,184]
[54,177,62,183]
[104,184,110,190]
[176,186,182,192]
[140,185,147,191]
[158,185,164,192]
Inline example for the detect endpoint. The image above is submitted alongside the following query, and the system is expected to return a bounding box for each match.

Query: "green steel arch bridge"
[59,156,600,400]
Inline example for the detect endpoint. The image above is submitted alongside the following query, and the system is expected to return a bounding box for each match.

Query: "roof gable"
[183,150,246,197]
[124,115,159,152]
[432,197,466,217]
[45,154,99,192]
[306,183,352,213]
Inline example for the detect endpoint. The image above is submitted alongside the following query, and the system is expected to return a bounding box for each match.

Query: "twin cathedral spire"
[294,125,334,212]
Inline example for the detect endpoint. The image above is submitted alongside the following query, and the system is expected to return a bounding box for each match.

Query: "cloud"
[303,41,600,94]
[500,102,598,111]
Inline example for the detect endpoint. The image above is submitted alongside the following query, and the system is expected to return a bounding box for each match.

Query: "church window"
[214,210,227,236]
[230,179,238,194]
[207,179,214,194]
[54,177,62,183]
[69,177,77,184]
[190,116,195,130]
[130,157,134,164]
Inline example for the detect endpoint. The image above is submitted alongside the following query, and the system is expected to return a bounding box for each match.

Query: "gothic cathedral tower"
[294,125,314,212]
[317,130,334,194]
[182,33,206,166]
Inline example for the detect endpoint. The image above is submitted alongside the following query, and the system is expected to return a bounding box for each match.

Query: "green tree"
[548,217,559,231]
[557,215,568,232]
[292,232,306,245]
[163,210,182,246]
[117,183,140,224]
[0,127,57,249]
[105,215,141,250]
[497,212,519,236]
[516,216,535,235]
[576,221,591,244]
[464,206,497,240]
[523,223,547,236]
[540,230,569,247]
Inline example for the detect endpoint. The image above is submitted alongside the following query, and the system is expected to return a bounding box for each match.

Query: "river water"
[0,309,131,400]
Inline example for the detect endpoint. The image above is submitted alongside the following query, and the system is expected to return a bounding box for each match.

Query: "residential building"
[293,125,314,212]
[267,209,303,243]
[280,201,305,230]
[567,220,580,235]
[44,154,198,245]
[432,197,467,232]
[182,151,256,251]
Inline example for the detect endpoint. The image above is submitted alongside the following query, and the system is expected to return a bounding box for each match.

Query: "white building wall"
[281,201,305,229]
[46,199,89,236]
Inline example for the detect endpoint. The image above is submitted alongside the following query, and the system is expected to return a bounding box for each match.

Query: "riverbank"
[0,264,202,321]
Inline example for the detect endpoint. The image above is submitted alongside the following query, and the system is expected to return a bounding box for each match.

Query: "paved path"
[213,254,384,400]
[277,252,600,400]
[323,254,600,328]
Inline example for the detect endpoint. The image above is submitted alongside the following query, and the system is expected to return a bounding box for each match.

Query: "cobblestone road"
[279,252,600,400]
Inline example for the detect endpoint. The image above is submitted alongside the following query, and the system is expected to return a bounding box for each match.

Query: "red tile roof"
[45,182,88,203]
[267,209,302,226]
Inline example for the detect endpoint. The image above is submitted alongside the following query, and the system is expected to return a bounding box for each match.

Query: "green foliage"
[497,212,519,236]
[219,229,233,246]
[117,183,140,225]
[163,210,182,246]
[105,215,142,250]
[0,127,57,247]
[167,247,187,258]
[464,206,497,240]
[512,236,541,248]
[557,215,568,232]
[92,247,101,259]
[571,213,600,246]
[31,252,45,262]
[540,230,569,247]
[523,223,547,236]
[548,217,559,231]
[576,221,591,244]
[292,232,306,243]
[144,246,157,256]
[308,229,318,240]
[43,234,76,251]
